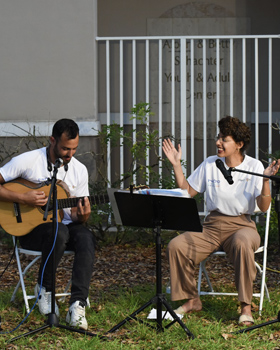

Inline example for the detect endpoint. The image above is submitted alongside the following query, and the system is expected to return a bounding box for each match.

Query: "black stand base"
[233,311,280,335]
[107,294,194,339]
[106,225,194,339]
[9,313,107,343]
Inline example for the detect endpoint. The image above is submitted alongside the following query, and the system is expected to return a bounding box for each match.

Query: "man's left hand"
[71,196,91,223]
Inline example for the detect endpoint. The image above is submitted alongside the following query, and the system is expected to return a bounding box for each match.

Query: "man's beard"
[53,144,70,165]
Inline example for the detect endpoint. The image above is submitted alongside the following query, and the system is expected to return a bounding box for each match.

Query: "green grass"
[1,284,280,349]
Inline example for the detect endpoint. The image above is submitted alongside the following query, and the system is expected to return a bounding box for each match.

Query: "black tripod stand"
[107,191,202,339]
[228,166,280,334]
[9,159,105,342]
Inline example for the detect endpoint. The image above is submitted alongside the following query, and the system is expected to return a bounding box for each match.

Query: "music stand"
[107,191,202,339]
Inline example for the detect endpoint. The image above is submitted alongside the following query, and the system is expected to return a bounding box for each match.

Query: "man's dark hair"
[52,119,79,141]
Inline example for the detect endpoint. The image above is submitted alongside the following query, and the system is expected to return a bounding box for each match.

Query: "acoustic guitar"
[0,178,109,236]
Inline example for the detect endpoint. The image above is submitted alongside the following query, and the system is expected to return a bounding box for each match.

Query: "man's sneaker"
[66,301,88,330]
[34,283,60,317]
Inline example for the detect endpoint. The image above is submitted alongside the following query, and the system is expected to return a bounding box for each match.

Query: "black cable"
[0,217,59,335]
[0,239,16,282]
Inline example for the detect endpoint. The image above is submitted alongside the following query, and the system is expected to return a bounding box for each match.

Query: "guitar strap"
[46,146,53,172]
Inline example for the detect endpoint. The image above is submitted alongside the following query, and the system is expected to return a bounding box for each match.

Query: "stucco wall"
[0,0,98,127]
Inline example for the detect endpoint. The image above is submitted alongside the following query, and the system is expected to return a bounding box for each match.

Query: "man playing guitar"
[0,119,95,330]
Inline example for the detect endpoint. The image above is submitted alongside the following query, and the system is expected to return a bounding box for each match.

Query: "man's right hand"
[22,190,48,207]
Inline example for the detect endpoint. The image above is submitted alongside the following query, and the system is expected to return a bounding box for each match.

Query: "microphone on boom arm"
[54,158,63,170]
[54,158,68,172]
[215,159,234,185]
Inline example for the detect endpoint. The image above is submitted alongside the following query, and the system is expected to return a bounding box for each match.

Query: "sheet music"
[136,188,191,198]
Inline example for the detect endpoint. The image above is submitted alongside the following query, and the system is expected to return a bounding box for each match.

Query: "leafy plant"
[92,102,184,190]
[89,102,186,243]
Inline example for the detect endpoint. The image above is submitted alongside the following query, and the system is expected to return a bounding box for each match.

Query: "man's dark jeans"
[19,222,95,305]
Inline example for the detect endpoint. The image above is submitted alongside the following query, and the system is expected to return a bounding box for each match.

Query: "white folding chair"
[11,236,74,313]
[197,205,271,315]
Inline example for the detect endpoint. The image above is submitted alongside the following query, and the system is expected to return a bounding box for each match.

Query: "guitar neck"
[57,194,109,209]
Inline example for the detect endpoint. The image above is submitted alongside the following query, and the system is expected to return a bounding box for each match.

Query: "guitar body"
[0,179,68,236]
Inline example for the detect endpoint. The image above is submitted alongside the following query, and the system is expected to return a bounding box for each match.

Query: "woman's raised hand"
[264,159,280,177]
[162,139,182,167]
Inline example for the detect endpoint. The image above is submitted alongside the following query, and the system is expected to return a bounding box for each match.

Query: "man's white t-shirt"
[0,147,89,225]
[187,155,264,216]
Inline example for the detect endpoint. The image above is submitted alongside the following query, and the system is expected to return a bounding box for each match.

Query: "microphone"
[215,159,234,185]
[54,158,63,169]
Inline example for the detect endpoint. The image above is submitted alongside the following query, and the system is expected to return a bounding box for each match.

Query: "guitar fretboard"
[57,194,109,209]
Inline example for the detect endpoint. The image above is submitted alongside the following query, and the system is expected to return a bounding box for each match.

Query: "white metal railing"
[96,34,280,213]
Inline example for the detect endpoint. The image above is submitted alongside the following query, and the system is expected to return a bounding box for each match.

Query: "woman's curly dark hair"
[218,116,251,154]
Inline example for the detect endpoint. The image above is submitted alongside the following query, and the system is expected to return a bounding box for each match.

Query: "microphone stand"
[228,167,280,334]
[9,160,106,342]
[230,167,280,249]
[230,167,280,184]
[273,181,280,251]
